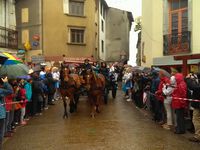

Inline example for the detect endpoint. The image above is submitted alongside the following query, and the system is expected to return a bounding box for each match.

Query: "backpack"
[16,88,26,101]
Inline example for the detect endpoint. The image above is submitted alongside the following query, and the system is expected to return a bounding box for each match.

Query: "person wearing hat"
[81,59,92,76]
[83,59,92,70]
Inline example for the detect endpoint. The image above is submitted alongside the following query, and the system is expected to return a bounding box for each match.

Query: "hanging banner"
[24,41,31,50]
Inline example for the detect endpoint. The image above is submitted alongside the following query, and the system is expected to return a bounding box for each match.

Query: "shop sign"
[31,55,45,64]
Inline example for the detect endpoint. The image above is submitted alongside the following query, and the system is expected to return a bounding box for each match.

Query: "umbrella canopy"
[152,67,171,78]
[0,53,8,64]
[0,63,29,79]
[16,75,31,80]
[2,52,22,65]
[132,66,151,73]
[32,65,41,72]
[123,64,132,68]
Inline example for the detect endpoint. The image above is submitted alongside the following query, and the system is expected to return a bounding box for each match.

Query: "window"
[165,0,190,54]
[69,0,84,16]
[22,29,29,44]
[21,8,29,23]
[101,40,104,53]
[100,3,103,15]
[169,0,188,40]
[69,28,85,44]
[101,20,104,32]
[171,0,188,10]
[103,6,105,19]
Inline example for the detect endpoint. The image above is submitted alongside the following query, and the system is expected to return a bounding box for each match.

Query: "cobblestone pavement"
[3,91,200,150]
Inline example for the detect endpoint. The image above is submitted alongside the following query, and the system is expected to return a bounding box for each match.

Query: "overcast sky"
[106,0,142,65]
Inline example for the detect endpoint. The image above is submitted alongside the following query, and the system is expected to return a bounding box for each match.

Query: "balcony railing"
[163,31,191,55]
[0,26,18,49]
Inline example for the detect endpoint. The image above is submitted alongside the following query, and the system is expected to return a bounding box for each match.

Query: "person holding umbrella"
[0,76,13,149]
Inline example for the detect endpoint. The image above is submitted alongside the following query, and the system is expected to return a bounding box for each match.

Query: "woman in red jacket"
[155,71,170,124]
[172,73,188,134]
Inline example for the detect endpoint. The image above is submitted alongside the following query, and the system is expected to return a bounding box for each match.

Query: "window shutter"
[63,0,69,14]
[188,0,192,31]
[163,0,169,35]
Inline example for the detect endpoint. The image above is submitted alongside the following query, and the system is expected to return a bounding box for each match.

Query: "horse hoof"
[90,114,95,118]
[63,114,68,119]
[96,109,100,113]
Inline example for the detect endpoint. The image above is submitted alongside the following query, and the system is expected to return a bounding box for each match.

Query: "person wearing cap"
[0,76,13,149]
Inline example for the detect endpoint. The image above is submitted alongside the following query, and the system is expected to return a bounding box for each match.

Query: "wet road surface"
[3,91,200,150]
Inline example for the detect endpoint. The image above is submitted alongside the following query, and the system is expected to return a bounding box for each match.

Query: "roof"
[127,11,134,22]
[107,7,134,26]
[102,0,109,8]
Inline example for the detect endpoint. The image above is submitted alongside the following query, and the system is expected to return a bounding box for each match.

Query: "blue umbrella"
[0,63,29,79]
[16,75,31,80]
[0,53,8,64]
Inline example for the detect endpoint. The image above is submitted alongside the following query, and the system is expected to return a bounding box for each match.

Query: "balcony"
[0,26,18,49]
[163,31,191,55]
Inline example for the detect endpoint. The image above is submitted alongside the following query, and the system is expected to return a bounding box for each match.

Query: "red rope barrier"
[148,92,200,103]
[0,100,28,106]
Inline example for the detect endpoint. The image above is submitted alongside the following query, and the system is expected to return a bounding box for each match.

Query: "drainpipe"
[4,0,6,47]
[41,0,44,55]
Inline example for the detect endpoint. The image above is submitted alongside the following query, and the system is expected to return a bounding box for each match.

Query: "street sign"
[31,55,45,64]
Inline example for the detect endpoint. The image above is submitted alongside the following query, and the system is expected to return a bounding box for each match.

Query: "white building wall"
[142,0,200,67]
[99,0,106,61]
[0,0,17,53]
[192,0,200,54]
[106,8,131,62]
[0,0,16,29]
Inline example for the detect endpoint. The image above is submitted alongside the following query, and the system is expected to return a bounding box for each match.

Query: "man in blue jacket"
[0,76,13,149]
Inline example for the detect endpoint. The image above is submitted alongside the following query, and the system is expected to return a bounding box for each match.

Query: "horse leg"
[91,105,96,118]
[69,95,75,113]
[63,96,68,119]
[89,96,96,118]
[74,92,79,112]
[96,95,100,113]
[104,88,109,104]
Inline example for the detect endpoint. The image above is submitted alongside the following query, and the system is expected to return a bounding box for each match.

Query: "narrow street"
[3,91,200,150]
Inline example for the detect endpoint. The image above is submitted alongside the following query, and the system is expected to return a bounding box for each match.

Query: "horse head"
[84,71,94,90]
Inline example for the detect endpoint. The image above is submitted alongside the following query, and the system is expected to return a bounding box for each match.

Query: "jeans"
[8,111,14,132]
[54,88,60,99]
[14,109,21,124]
[0,119,5,150]
[48,94,54,104]
[37,101,42,113]
[193,108,200,139]
[25,102,32,117]
[154,100,164,122]
[175,108,185,133]
[5,111,14,133]
[21,108,26,122]
[5,111,10,134]
[164,98,173,126]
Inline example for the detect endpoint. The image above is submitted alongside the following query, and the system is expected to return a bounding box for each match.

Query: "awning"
[45,56,96,64]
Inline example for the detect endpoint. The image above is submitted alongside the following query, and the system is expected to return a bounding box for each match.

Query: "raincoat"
[172,73,188,109]
[0,82,13,119]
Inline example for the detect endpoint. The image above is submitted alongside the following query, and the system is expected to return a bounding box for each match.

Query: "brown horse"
[84,71,105,118]
[60,67,81,118]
